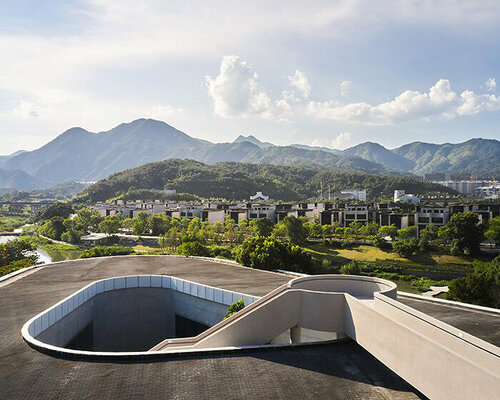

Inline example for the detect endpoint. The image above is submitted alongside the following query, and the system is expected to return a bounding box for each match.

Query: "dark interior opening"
[66,322,94,351]
[175,314,209,338]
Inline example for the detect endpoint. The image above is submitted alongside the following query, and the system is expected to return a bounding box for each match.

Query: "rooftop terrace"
[1,255,498,399]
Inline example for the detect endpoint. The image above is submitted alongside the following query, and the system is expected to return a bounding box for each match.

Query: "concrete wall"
[92,288,174,352]
[37,300,93,348]
[172,291,228,327]
[26,275,259,353]
[344,294,500,400]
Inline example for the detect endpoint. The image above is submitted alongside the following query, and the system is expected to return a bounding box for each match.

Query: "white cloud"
[148,105,184,119]
[205,55,292,120]
[311,132,352,150]
[307,79,500,125]
[331,132,352,149]
[12,101,41,118]
[288,70,311,98]
[486,77,496,91]
[340,80,353,97]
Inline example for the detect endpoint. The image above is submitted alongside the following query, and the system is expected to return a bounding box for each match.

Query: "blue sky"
[1,0,499,155]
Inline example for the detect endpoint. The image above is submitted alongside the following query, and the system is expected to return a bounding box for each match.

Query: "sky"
[1,0,500,155]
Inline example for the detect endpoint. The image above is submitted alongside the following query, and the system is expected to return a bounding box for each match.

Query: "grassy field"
[303,242,478,293]
[305,243,474,266]
[0,216,30,232]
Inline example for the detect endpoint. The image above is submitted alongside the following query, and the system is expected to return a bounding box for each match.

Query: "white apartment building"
[436,180,491,195]
[248,204,276,220]
[394,190,420,204]
[342,205,370,227]
[416,206,450,233]
[339,189,366,201]
[474,185,500,199]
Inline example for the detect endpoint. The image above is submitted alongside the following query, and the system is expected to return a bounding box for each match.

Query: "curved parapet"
[22,275,259,357]
[288,274,397,299]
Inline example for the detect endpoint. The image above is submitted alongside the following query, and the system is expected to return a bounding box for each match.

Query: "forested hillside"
[78,159,457,202]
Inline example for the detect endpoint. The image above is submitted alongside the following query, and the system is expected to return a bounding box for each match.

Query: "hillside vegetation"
[77,159,457,202]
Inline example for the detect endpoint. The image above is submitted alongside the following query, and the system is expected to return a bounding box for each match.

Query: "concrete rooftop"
[2,255,497,399]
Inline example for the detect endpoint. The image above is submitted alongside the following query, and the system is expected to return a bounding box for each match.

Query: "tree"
[1,238,38,267]
[447,256,500,308]
[349,221,363,239]
[73,208,102,233]
[121,218,135,231]
[420,224,439,241]
[438,211,483,256]
[392,238,419,258]
[484,217,500,246]
[160,227,179,248]
[305,221,323,238]
[34,202,74,222]
[187,217,202,234]
[149,214,171,236]
[378,224,398,239]
[273,216,307,244]
[38,217,66,240]
[373,234,391,250]
[98,215,121,235]
[321,224,333,239]
[60,230,81,244]
[132,212,150,236]
[250,218,274,237]
[398,226,417,240]
[360,222,379,237]
[176,241,210,257]
[235,236,313,273]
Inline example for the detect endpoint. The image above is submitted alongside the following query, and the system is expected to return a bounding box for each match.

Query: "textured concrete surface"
[0,256,425,399]
[398,296,500,347]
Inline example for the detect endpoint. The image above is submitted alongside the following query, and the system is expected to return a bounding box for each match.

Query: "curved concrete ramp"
[154,275,500,400]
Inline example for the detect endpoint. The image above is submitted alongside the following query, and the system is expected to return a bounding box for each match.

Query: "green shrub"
[0,258,37,277]
[176,242,210,257]
[224,299,245,319]
[328,239,342,249]
[341,239,354,249]
[60,230,81,244]
[340,261,361,275]
[235,237,313,273]
[208,245,233,259]
[392,238,419,258]
[80,246,134,258]
[447,256,500,308]
[372,234,391,250]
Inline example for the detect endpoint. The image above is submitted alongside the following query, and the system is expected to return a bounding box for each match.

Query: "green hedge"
[80,246,135,258]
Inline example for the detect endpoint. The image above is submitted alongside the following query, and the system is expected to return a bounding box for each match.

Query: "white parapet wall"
[22,275,259,356]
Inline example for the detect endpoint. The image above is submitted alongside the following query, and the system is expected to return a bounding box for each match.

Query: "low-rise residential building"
[91,198,499,236]
[248,204,276,220]
[416,206,450,233]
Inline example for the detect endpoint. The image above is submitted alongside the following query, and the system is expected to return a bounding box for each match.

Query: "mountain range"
[0,168,49,191]
[0,118,498,189]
